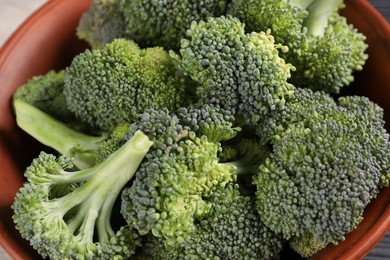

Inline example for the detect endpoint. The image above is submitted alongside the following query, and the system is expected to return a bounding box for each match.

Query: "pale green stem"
[14,99,106,169]
[53,131,153,243]
[304,0,342,37]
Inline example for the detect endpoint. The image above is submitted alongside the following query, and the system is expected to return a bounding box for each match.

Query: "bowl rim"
[0,0,92,259]
[0,0,389,259]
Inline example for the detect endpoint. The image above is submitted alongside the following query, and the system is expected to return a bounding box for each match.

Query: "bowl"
[0,0,389,259]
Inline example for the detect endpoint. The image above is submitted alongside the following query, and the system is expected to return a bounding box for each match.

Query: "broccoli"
[14,100,108,170]
[95,122,131,164]
[12,70,75,123]
[77,0,126,49]
[228,0,368,93]
[121,106,239,245]
[144,183,284,259]
[64,38,186,131]
[12,130,153,259]
[171,15,295,124]
[77,0,230,51]
[252,88,390,257]
[117,0,229,51]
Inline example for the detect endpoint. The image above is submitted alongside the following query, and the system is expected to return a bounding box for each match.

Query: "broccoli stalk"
[12,130,153,259]
[14,99,107,169]
[303,0,342,36]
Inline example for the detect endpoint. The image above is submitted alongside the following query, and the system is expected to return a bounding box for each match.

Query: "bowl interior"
[0,0,389,259]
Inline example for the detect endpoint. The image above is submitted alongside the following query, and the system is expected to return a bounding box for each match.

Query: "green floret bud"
[12,131,153,259]
[121,108,238,245]
[289,233,327,258]
[118,0,229,51]
[338,96,390,188]
[145,183,284,259]
[77,0,126,49]
[228,0,307,48]
[291,12,368,93]
[171,15,295,124]
[228,0,368,93]
[64,38,186,131]
[96,122,131,163]
[253,89,390,256]
[176,104,240,143]
[13,70,76,124]
[257,88,337,144]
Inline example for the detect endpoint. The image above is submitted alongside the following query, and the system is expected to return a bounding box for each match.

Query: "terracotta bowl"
[0,0,389,259]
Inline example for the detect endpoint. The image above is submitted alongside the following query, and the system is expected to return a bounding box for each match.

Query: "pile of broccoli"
[10,0,390,259]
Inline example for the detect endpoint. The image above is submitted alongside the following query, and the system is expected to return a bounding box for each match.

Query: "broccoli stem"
[14,99,107,169]
[303,0,342,37]
[290,0,316,10]
[50,130,153,243]
[223,151,265,176]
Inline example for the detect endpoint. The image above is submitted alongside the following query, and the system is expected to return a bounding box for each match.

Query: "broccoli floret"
[77,0,126,49]
[95,122,131,163]
[176,104,240,143]
[12,130,153,259]
[256,87,337,144]
[121,106,239,245]
[145,183,284,259]
[14,100,108,169]
[171,16,295,124]
[252,88,390,257]
[118,0,229,51]
[228,0,368,93]
[12,70,75,123]
[64,38,186,131]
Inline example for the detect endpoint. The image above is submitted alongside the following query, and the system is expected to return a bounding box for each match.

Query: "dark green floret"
[12,70,76,124]
[144,183,284,259]
[12,131,153,259]
[64,38,186,131]
[118,0,229,51]
[176,104,240,143]
[228,0,368,93]
[252,88,390,257]
[171,15,295,124]
[77,0,126,49]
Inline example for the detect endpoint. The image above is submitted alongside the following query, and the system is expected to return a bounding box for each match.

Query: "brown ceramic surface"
[0,0,388,259]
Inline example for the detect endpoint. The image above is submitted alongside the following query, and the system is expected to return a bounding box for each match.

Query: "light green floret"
[64,38,186,131]
[118,0,229,50]
[12,70,76,124]
[171,15,294,124]
[145,183,284,259]
[229,0,368,93]
[12,131,153,259]
[77,0,126,49]
[228,0,307,48]
[121,106,239,245]
[252,88,390,257]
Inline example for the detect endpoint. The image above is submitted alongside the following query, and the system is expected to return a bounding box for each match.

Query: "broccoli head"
[12,70,76,123]
[144,183,284,259]
[252,88,390,257]
[64,38,186,131]
[228,0,368,93]
[12,130,153,259]
[118,0,229,51]
[121,106,239,245]
[77,0,126,49]
[171,15,295,124]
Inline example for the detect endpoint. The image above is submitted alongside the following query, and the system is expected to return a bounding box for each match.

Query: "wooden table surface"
[0,0,388,259]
